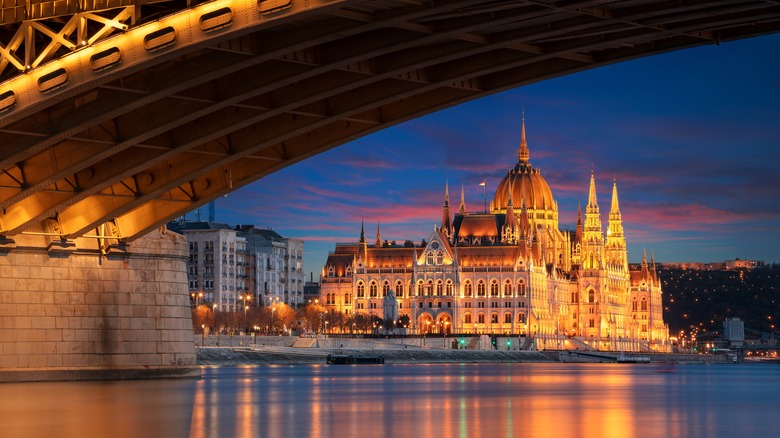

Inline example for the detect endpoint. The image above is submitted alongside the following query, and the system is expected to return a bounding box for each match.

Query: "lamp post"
[240,293,252,334]
[191,291,204,309]
[325,321,329,337]
[271,307,276,335]
[201,324,205,347]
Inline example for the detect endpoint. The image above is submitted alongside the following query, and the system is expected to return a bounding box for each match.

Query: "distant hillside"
[659,265,780,335]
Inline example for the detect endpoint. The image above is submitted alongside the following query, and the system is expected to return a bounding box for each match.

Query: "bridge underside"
[1,0,779,244]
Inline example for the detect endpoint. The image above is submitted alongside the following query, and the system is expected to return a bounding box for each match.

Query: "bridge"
[1,0,779,381]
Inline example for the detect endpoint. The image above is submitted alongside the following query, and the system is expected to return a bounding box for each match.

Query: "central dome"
[492,163,555,212]
[491,118,556,213]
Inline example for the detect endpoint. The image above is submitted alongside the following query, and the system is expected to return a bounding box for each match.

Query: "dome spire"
[518,112,530,164]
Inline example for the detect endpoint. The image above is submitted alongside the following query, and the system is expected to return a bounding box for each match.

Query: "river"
[3,363,779,437]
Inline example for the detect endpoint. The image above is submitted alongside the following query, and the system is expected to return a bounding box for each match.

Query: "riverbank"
[196,346,733,366]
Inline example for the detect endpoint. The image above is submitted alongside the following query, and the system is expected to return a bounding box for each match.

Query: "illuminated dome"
[491,118,555,213]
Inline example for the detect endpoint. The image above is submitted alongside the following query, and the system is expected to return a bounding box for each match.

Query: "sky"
[207,34,780,281]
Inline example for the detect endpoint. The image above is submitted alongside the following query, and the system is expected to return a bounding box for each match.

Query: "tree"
[192,305,215,332]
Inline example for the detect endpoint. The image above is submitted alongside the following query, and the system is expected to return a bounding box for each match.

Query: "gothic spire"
[575,199,583,244]
[359,220,365,243]
[441,181,452,235]
[610,175,621,218]
[459,183,467,214]
[587,167,598,210]
[375,222,382,246]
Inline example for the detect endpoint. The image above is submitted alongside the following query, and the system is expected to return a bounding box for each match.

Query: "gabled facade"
[320,117,669,351]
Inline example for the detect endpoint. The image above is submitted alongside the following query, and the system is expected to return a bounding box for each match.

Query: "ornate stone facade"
[321,119,669,352]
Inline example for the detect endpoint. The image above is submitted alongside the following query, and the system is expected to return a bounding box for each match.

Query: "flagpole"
[480,180,487,213]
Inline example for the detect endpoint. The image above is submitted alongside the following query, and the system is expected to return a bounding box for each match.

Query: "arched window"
[478,314,485,324]
[641,297,648,311]
[477,281,486,296]
[588,290,595,303]
[632,299,637,311]
[490,281,499,296]
[369,282,378,298]
[517,313,526,323]
[491,314,498,324]
[382,281,390,297]
[589,318,595,328]
[436,251,443,264]
[395,281,404,297]
[464,313,472,324]
[518,280,526,296]
[345,293,351,304]
[464,282,473,297]
[504,282,512,296]
[436,280,443,296]
[357,282,365,298]
[504,313,512,323]
[446,280,453,296]
[426,254,434,265]
[416,281,424,296]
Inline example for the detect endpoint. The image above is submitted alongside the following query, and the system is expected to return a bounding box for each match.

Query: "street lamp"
[201,324,205,347]
[271,307,276,335]
[191,291,204,308]
[241,294,252,333]
[325,321,329,337]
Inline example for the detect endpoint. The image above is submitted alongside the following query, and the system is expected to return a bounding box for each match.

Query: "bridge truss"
[0,0,779,245]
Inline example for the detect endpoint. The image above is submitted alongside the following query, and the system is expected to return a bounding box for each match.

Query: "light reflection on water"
[2,363,779,437]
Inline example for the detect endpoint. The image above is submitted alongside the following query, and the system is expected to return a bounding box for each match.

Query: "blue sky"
[209,34,780,281]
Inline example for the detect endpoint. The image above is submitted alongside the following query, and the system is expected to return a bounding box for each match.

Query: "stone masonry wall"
[0,229,197,381]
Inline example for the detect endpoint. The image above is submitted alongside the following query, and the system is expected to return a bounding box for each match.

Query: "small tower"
[375,223,382,247]
[458,183,467,214]
[441,181,452,237]
[606,176,628,272]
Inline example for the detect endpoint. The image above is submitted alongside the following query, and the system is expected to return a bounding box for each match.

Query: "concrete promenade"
[195,335,732,366]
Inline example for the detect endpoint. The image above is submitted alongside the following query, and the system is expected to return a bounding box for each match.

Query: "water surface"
[3,363,778,437]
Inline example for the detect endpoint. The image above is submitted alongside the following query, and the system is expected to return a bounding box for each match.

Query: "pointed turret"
[458,183,467,214]
[375,222,382,247]
[582,168,604,270]
[575,200,583,244]
[503,181,519,244]
[441,181,452,236]
[606,176,627,271]
[359,220,365,243]
[518,113,530,163]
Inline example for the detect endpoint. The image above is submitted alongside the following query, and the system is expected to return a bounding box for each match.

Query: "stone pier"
[0,228,199,382]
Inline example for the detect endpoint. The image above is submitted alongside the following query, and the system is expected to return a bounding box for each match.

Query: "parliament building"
[320,119,669,352]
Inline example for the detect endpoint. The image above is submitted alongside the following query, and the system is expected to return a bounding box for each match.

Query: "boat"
[326,354,384,364]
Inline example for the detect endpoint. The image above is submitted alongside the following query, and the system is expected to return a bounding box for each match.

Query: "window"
[491,302,498,308]
[446,281,453,296]
[478,301,485,308]
[504,302,511,308]
[490,281,499,296]
[518,313,525,323]
[465,282,473,297]
[589,319,595,328]
[428,302,433,308]
[382,282,390,297]
[417,281,424,296]
[478,314,485,324]
[504,282,512,296]
[357,282,365,298]
[464,302,472,308]
[641,298,648,311]
[370,282,378,298]
[345,293,351,304]
[436,281,443,296]
[370,302,377,309]
[426,254,434,265]
[491,314,498,324]
[572,292,579,303]
[436,251,443,264]
[395,282,404,297]
[437,302,442,308]
[477,281,486,296]
[588,290,595,303]
[632,299,637,311]
[464,313,472,324]
[504,313,512,323]
[518,280,526,296]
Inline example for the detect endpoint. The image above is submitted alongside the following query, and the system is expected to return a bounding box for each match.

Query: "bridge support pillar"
[0,229,199,382]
